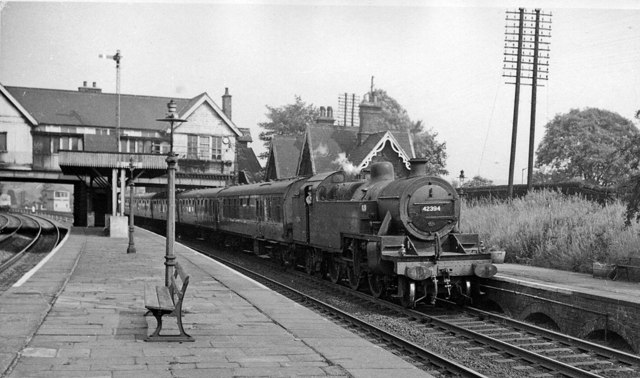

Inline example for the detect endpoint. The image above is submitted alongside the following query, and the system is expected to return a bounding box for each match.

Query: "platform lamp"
[157,99,187,286]
[126,156,137,254]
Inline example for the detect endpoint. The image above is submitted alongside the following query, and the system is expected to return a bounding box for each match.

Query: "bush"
[460,189,640,273]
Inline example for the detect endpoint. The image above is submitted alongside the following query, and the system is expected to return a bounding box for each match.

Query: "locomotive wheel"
[347,265,363,290]
[328,258,342,284]
[368,273,386,298]
[398,277,416,308]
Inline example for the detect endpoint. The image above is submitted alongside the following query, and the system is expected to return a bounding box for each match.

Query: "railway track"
[424,303,640,377]
[188,243,486,377]
[0,213,64,290]
[184,238,640,378]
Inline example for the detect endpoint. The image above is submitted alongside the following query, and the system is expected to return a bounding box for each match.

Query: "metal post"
[157,99,187,287]
[527,9,541,191]
[111,168,117,216]
[127,158,136,254]
[99,50,122,152]
[119,168,126,215]
[343,92,347,126]
[165,152,177,285]
[507,8,524,199]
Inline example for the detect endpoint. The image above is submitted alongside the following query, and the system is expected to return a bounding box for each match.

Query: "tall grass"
[460,189,640,273]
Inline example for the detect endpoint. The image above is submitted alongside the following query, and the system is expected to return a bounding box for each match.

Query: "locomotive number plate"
[422,205,442,212]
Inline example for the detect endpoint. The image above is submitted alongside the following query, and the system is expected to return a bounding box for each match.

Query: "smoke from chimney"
[332,153,361,175]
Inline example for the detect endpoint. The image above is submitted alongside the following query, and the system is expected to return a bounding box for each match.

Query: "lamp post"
[458,170,466,196]
[127,156,137,254]
[157,99,187,286]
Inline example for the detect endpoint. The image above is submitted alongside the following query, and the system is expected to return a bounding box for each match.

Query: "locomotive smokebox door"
[408,184,454,234]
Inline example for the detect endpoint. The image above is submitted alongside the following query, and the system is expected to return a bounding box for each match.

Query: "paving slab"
[0,227,432,377]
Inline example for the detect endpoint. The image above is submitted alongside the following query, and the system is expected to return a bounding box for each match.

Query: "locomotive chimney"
[369,161,395,182]
[408,158,428,178]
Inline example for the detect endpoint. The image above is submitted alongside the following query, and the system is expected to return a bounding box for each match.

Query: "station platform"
[0,227,431,378]
[493,263,640,305]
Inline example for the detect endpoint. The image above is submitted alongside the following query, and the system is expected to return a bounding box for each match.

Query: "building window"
[212,136,222,160]
[96,128,110,135]
[0,132,6,152]
[198,136,211,160]
[187,135,198,159]
[52,135,83,152]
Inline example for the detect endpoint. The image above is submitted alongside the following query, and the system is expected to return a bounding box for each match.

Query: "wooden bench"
[613,257,640,282]
[144,261,194,342]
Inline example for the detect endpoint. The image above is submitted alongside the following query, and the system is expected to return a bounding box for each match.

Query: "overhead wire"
[477,78,502,178]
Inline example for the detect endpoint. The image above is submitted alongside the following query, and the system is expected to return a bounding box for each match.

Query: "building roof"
[237,144,262,183]
[351,131,413,170]
[238,128,253,143]
[4,86,242,136]
[265,135,304,180]
[299,125,414,174]
[0,85,38,125]
[304,125,359,174]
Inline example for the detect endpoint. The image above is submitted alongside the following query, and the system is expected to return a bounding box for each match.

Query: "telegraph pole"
[503,8,551,197]
[505,8,524,199]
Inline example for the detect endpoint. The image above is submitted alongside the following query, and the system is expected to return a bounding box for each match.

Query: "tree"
[535,108,639,187]
[463,175,494,188]
[410,120,448,175]
[373,89,448,175]
[258,96,319,159]
[373,89,413,130]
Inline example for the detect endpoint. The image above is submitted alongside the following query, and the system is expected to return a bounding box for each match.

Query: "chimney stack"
[222,87,232,119]
[78,81,102,93]
[315,106,335,126]
[357,93,384,145]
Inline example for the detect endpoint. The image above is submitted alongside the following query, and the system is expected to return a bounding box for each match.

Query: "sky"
[1,0,639,184]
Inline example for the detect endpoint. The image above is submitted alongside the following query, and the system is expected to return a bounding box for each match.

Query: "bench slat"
[145,285,175,312]
[156,286,174,309]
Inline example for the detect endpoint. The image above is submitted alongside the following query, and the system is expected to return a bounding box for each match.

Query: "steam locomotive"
[131,159,497,307]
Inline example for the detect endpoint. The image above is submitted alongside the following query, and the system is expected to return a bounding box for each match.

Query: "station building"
[0,81,260,227]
